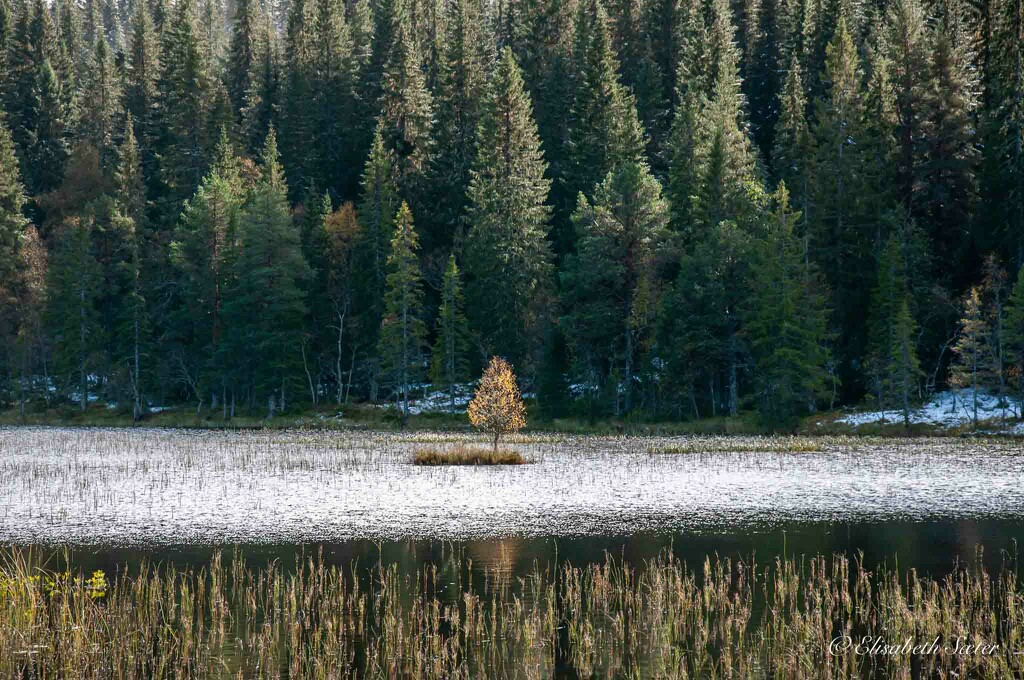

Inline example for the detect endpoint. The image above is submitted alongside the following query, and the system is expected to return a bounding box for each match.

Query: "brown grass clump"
[412,444,529,465]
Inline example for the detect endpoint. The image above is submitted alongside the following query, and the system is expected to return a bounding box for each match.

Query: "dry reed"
[0,547,1022,678]
[412,444,530,465]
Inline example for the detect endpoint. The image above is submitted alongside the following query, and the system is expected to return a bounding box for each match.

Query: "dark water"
[47,517,1024,580]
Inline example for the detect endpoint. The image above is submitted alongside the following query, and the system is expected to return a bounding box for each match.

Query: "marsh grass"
[412,444,530,465]
[648,435,827,454]
[1,547,1022,678]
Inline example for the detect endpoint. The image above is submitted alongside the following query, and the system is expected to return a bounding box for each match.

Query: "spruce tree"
[353,126,398,399]
[4,0,45,169]
[657,219,751,418]
[512,0,574,236]
[78,36,121,169]
[860,33,900,239]
[887,297,922,426]
[226,0,259,115]
[53,0,83,106]
[113,122,148,420]
[464,48,553,372]
[47,215,103,411]
[430,254,471,410]
[278,0,315,195]
[1005,265,1024,414]
[864,227,925,427]
[807,17,872,396]
[428,0,488,253]
[690,39,760,236]
[0,0,11,91]
[378,201,426,423]
[749,183,832,427]
[124,0,160,183]
[771,57,809,218]
[170,131,244,408]
[633,38,670,170]
[310,0,355,197]
[198,0,226,64]
[28,59,70,197]
[562,160,669,413]
[882,0,930,214]
[0,112,27,307]
[226,129,309,415]
[0,113,28,399]
[156,0,213,221]
[239,16,279,158]
[377,0,434,213]
[984,0,1023,269]
[865,234,911,408]
[561,0,645,252]
[921,0,980,277]
[950,287,995,427]
[666,85,705,241]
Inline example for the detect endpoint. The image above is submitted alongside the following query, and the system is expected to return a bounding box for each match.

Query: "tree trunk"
[336,308,345,405]
[79,284,87,413]
[132,284,142,424]
[624,319,634,414]
[302,340,317,406]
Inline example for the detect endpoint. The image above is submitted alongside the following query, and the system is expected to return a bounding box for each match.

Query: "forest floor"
[4,395,1019,438]
[809,389,1024,437]
[2,389,1022,437]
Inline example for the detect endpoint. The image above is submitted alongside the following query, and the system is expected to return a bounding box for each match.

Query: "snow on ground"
[378,383,535,415]
[836,390,1023,429]
[1,428,1023,546]
[405,383,474,414]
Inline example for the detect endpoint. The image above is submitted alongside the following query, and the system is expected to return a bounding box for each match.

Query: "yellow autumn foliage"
[468,357,527,449]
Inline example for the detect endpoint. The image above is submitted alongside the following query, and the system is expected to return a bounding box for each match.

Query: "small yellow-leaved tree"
[468,357,527,449]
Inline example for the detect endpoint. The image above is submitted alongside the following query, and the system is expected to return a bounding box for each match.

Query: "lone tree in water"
[468,357,526,449]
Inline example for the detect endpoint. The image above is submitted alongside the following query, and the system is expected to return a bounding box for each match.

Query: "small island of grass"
[412,444,529,466]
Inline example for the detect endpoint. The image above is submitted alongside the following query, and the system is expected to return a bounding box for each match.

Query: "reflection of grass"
[648,436,825,454]
[412,444,529,465]
[1,547,1020,677]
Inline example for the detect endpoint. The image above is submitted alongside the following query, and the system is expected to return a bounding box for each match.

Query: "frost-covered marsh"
[2,427,1023,546]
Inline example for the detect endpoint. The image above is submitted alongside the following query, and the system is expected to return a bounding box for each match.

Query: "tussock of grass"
[648,435,825,454]
[412,444,529,465]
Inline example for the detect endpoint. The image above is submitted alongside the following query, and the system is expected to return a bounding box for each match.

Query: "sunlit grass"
[0,547,1020,678]
[648,435,826,454]
[412,444,529,465]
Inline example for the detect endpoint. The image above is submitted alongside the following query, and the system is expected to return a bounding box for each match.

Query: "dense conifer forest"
[0,0,1022,426]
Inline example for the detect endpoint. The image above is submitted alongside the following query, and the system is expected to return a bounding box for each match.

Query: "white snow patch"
[836,390,1023,429]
